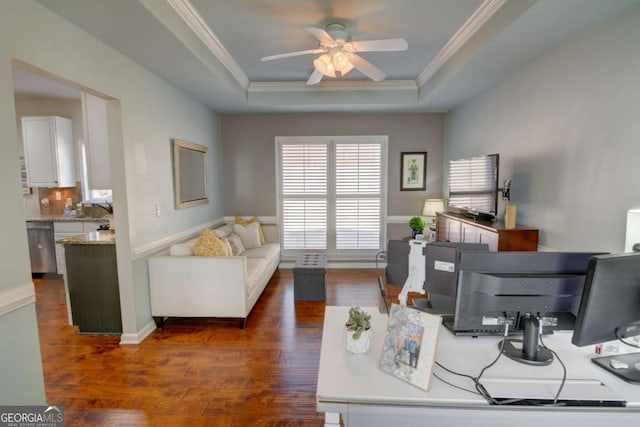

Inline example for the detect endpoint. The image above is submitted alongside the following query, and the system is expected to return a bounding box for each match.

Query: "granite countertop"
[26,215,111,223]
[56,230,115,245]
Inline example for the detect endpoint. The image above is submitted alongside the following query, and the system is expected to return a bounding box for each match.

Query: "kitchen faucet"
[92,202,113,214]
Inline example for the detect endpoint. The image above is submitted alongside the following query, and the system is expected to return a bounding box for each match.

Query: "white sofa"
[148,223,280,328]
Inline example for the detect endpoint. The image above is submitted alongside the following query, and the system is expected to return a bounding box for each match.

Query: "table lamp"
[626,209,640,252]
[422,199,445,241]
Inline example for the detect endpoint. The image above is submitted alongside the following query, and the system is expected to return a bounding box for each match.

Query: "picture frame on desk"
[379,304,442,391]
[401,152,427,191]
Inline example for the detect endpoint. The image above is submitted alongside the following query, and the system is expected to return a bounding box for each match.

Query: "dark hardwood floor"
[34,268,393,426]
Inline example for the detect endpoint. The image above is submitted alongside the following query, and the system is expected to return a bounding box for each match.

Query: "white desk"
[317,306,640,427]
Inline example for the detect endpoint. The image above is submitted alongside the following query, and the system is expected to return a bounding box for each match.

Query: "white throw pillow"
[233,222,262,249]
[226,233,245,256]
[169,243,194,256]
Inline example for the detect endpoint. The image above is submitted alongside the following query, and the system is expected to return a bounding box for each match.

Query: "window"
[277,136,387,259]
[448,154,498,214]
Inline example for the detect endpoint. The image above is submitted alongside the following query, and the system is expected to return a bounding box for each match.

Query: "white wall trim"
[0,282,35,317]
[224,216,278,225]
[167,0,249,89]
[387,215,416,224]
[131,217,226,259]
[249,80,417,93]
[119,320,156,345]
[416,0,507,87]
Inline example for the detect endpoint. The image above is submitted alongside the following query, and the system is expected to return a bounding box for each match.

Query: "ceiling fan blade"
[306,69,324,85]
[348,53,387,82]
[304,27,335,44]
[347,38,408,52]
[260,48,325,62]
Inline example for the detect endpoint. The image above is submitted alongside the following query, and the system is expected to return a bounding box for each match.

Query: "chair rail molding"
[0,282,36,317]
[132,217,225,259]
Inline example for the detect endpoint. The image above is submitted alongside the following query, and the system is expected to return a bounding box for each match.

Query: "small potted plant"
[409,216,426,239]
[344,307,372,354]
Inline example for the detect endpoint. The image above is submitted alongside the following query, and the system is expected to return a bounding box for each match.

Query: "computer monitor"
[452,251,604,365]
[571,252,640,384]
[423,242,489,312]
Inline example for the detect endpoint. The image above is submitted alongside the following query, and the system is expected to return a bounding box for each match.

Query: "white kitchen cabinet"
[81,92,111,189]
[22,116,76,187]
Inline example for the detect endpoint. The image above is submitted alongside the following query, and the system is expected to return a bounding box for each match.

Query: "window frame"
[276,135,388,261]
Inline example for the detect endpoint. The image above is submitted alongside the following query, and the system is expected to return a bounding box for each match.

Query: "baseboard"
[279,261,380,269]
[119,320,156,345]
[0,282,35,317]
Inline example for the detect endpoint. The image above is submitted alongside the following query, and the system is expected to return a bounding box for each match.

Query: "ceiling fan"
[260,23,408,85]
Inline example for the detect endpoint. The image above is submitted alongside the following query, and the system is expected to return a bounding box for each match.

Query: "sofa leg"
[241,317,247,329]
[153,316,165,328]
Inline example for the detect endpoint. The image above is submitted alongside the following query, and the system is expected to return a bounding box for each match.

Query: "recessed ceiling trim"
[167,0,249,89]
[249,80,418,94]
[416,0,507,88]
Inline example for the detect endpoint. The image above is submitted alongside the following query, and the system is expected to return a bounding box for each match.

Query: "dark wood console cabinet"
[436,212,538,251]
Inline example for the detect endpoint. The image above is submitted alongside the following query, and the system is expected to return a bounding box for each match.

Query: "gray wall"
[445,4,640,252]
[221,113,445,219]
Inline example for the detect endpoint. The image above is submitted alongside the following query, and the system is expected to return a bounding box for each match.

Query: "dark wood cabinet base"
[436,212,539,251]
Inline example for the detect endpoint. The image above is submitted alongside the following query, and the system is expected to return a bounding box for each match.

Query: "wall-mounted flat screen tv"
[448,153,499,220]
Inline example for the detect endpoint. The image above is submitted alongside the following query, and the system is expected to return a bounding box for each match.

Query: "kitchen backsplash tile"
[38,184,109,218]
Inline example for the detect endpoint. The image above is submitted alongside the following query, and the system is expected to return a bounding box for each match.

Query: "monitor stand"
[591,353,640,385]
[499,317,553,366]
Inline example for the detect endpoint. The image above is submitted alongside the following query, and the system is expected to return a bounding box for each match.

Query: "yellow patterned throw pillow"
[235,216,266,245]
[193,228,229,257]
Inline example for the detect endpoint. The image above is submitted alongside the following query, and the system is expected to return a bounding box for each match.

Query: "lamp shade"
[422,199,445,217]
[625,209,640,252]
[332,50,352,74]
[313,54,336,77]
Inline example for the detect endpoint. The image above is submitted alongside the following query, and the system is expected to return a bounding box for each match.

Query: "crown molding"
[167,0,250,90]
[249,80,418,94]
[416,0,507,88]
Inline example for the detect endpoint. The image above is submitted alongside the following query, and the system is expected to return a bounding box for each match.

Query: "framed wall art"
[173,139,209,209]
[401,152,426,191]
[379,304,441,391]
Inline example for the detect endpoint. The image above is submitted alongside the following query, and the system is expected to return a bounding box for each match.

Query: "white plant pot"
[344,327,372,354]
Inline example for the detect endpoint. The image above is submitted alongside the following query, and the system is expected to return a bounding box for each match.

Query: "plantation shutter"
[280,143,328,250]
[335,142,382,250]
[448,156,496,213]
[277,136,387,257]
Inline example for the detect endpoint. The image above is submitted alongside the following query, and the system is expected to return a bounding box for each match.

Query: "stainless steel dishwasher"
[26,220,57,273]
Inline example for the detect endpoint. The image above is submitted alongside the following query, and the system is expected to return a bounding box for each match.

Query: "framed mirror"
[173,139,209,209]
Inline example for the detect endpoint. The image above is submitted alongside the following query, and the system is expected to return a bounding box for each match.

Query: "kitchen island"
[57,230,121,334]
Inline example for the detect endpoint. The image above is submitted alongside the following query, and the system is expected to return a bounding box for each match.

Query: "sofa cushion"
[193,228,229,257]
[235,216,266,245]
[234,222,262,249]
[246,258,268,294]
[226,232,245,256]
[244,243,280,264]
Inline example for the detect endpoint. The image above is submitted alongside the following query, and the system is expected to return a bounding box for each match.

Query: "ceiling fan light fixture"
[313,53,336,77]
[331,49,351,73]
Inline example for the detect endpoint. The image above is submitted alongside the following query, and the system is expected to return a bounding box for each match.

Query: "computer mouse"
[610,359,629,370]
